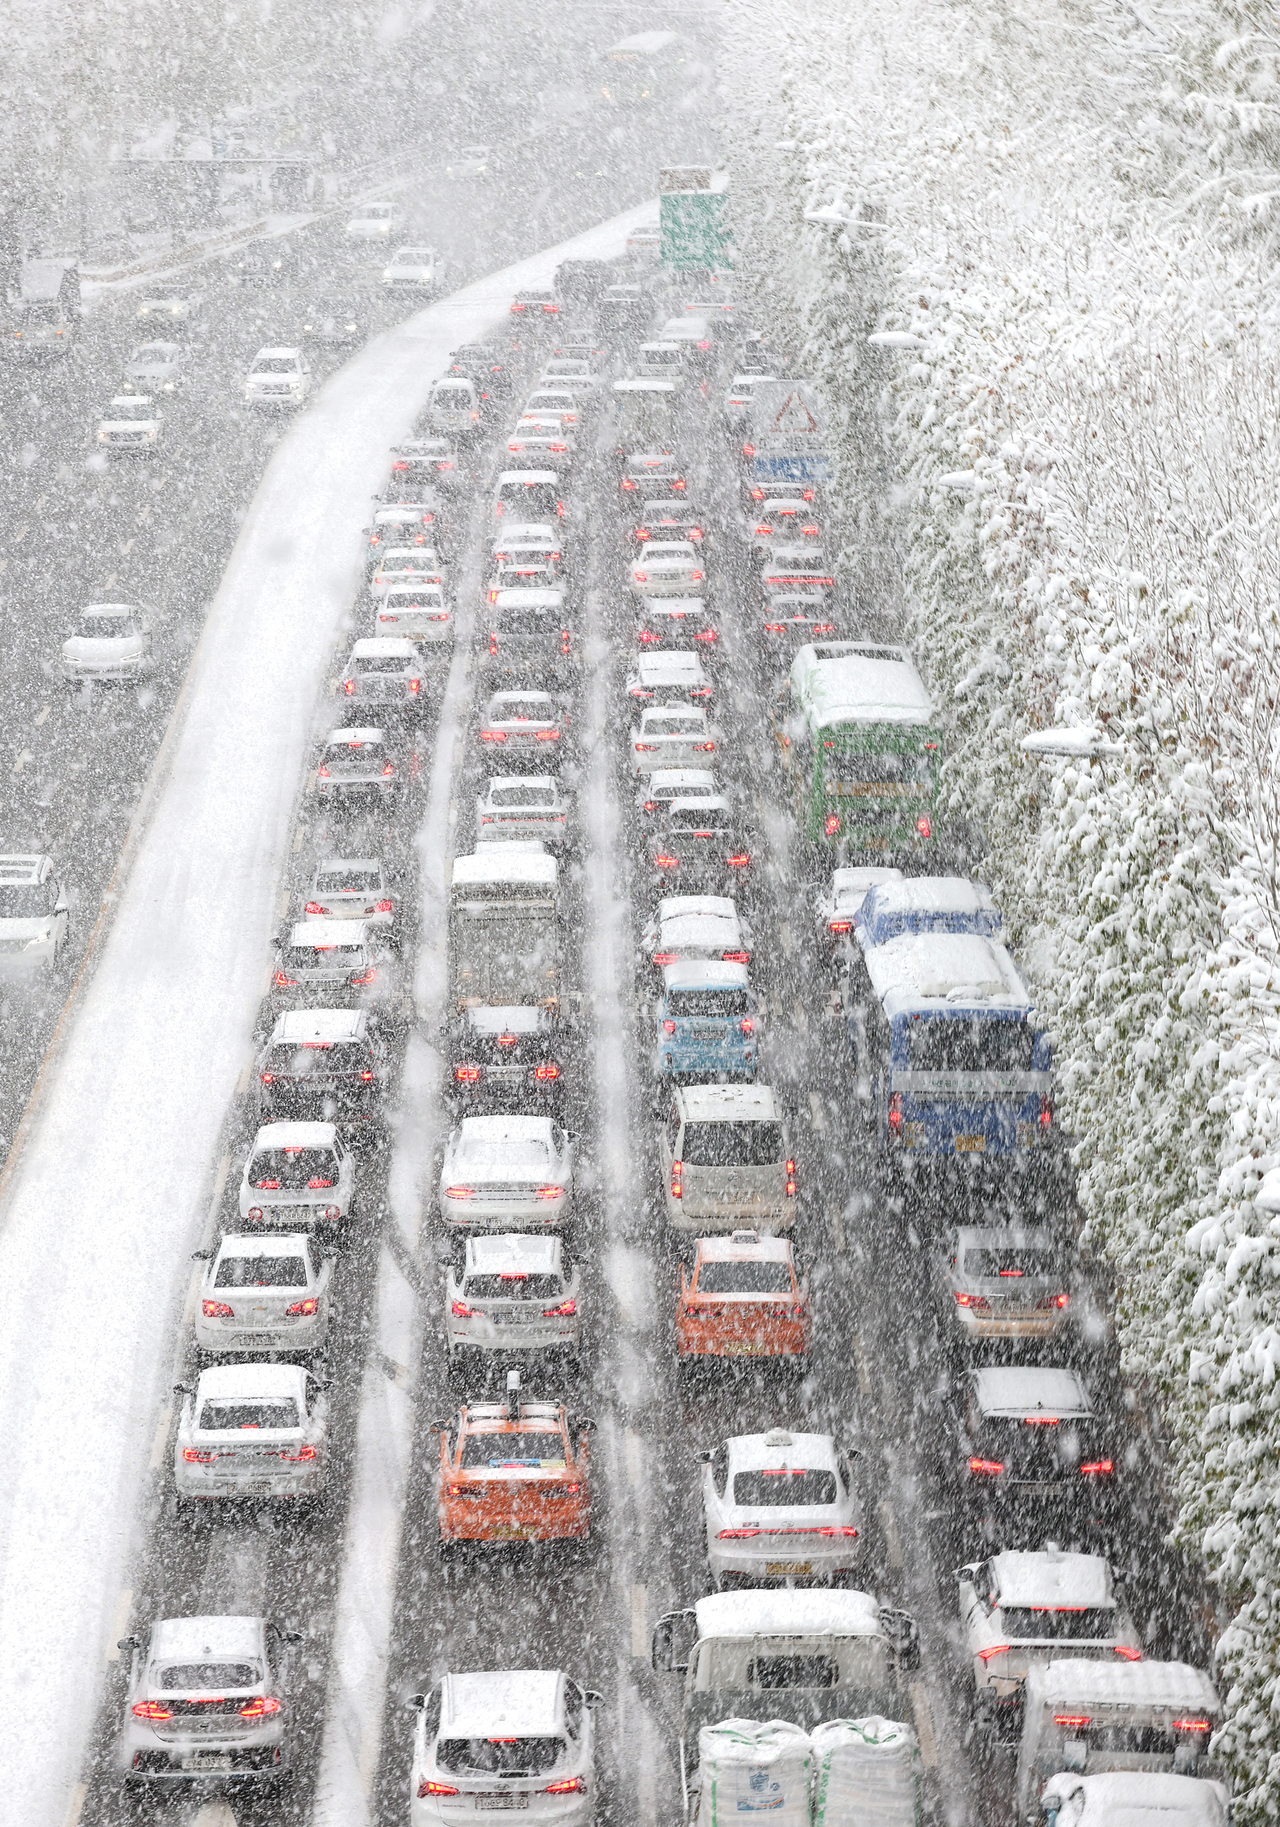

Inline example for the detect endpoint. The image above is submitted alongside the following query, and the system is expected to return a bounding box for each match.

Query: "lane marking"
[808,1090,826,1131]
[292,826,305,853]
[149,1405,173,1470]
[105,1587,133,1659]
[205,1152,231,1240]
[910,1679,938,1768]
[277,890,290,917]
[779,919,794,955]
[11,749,32,774]
[853,1332,872,1395]
[878,1497,904,1569]
[236,1057,253,1096]
[14,524,27,543]
[119,537,134,556]
[62,1783,86,1827]
[630,1581,648,1657]
[626,1428,644,1488]
[34,704,51,727]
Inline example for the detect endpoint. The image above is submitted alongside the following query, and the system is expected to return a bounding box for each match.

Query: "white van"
[1016,1660,1223,1823]
[659,1083,795,1231]
[428,376,482,436]
[636,341,684,386]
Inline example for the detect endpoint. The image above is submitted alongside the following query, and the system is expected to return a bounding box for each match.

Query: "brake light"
[561,629,570,653]
[1055,1716,1091,1729]
[350,967,377,985]
[978,1645,1011,1662]
[451,1300,477,1317]
[455,1065,481,1082]
[694,628,716,642]
[828,918,851,934]
[764,623,786,633]
[655,854,679,868]
[317,766,329,778]
[382,763,395,777]
[1037,1292,1070,1310]
[273,971,297,988]
[955,1293,990,1309]
[132,1701,173,1719]
[634,571,647,583]
[545,1778,582,1794]
[1040,1093,1052,1130]
[497,1034,518,1047]
[719,1528,761,1539]
[1025,1416,1059,1425]
[785,1157,796,1198]
[534,1063,560,1081]
[727,853,750,866]
[277,1444,316,1462]
[376,899,394,913]
[635,527,650,540]
[286,1299,318,1316]
[691,570,703,582]
[535,1186,563,1200]
[693,741,715,753]
[825,814,841,837]
[662,1019,676,1034]
[182,1448,217,1464]
[306,1176,334,1189]
[888,1092,903,1133]
[248,1207,264,1220]
[1080,1460,1114,1476]
[1174,1720,1212,1733]
[343,679,355,694]
[481,730,507,741]
[202,1300,235,1318]
[743,443,755,457]
[408,678,420,693]
[815,1525,858,1537]
[536,729,560,740]
[1114,1645,1142,1660]
[740,1018,754,1035]
[420,1781,460,1797]
[239,1696,282,1718]
[446,1186,475,1199]
[916,814,932,838]
[671,1159,682,1199]
[543,1299,576,1317]
[489,632,498,656]
[968,1457,1004,1475]
[723,950,749,963]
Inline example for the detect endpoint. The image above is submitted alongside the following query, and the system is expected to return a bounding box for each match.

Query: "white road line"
[637,1717,658,1827]
[626,1429,645,1488]
[292,826,305,852]
[235,1057,252,1096]
[11,750,32,774]
[809,1089,826,1130]
[277,890,290,917]
[60,1784,86,1827]
[104,1587,133,1659]
[630,1582,648,1657]
[779,919,795,955]
[34,705,51,728]
[909,1679,938,1768]
[878,1497,904,1569]
[149,1405,172,1470]
[853,1332,872,1394]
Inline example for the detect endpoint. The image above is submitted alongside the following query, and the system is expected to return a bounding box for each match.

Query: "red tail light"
[723,950,749,962]
[350,967,377,985]
[481,730,507,741]
[742,442,755,457]
[317,766,329,778]
[693,742,715,753]
[286,1298,318,1316]
[278,1444,317,1462]
[543,1299,576,1317]
[451,1299,477,1317]
[273,971,297,988]
[360,1069,374,1082]
[828,918,851,934]
[691,570,703,582]
[1114,1646,1142,1661]
[132,1701,174,1719]
[671,1160,682,1199]
[727,853,750,867]
[544,1778,582,1794]
[1080,1460,1114,1476]
[536,729,560,740]
[239,1696,282,1718]
[376,898,393,912]
[260,1071,274,1084]
[343,679,355,694]
[1040,1093,1052,1130]
[888,1092,903,1133]
[534,1063,560,1081]
[634,571,648,583]
[1174,1720,1212,1733]
[408,678,420,693]
[968,1457,1004,1475]
[489,632,498,656]
[815,1525,858,1537]
[420,1781,460,1797]
[719,1528,761,1539]
[455,1064,481,1082]
[785,1157,796,1197]
[1054,1715,1091,1729]
[654,854,679,868]
[182,1448,217,1464]
[694,628,716,643]
[955,1293,990,1309]
[978,1644,1012,1662]
[662,1019,676,1034]
[382,763,395,777]
[304,901,324,914]
[825,813,841,837]
[561,630,570,654]
[635,528,650,540]
[534,1185,563,1200]
[202,1300,234,1319]
[740,1018,754,1035]
[916,814,932,838]
[446,1186,474,1199]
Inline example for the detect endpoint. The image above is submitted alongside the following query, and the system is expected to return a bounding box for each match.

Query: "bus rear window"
[907,1018,1034,1072]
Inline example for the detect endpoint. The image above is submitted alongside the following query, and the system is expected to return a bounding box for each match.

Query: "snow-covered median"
[0,199,656,1827]
[723,0,1280,1809]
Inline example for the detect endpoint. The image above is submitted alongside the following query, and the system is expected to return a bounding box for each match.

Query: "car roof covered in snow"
[789,642,935,730]
[269,1010,367,1044]
[989,1550,1115,1611]
[662,959,749,993]
[1024,1658,1220,1716]
[440,1670,563,1739]
[856,875,1002,945]
[465,1233,563,1276]
[451,850,557,889]
[456,1115,557,1144]
[970,1366,1092,1418]
[695,1590,882,1640]
[465,1006,549,1036]
[151,1616,265,1666]
[195,1362,309,1402]
[678,1083,779,1122]
[862,932,1032,1019]
[250,1119,338,1151]
[829,866,903,915]
[287,918,372,947]
[697,1230,792,1263]
[727,1429,839,1473]
[216,1231,316,1259]
[1039,1772,1229,1824]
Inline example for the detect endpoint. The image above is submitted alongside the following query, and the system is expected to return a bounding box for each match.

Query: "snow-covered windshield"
[214,1254,308,1289]
[197,1399,300,1431]
[697,1261,791,1294]
[733,1469,837,1505]
[682,1122,784,1167]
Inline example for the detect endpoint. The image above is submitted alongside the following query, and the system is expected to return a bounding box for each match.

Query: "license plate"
[490,1523,532,1539]
[765,1562,812,1576]
[485,1797,529,1810]
[183,1751,232,1771]
[723,1343,769,1356]
[955,1135,986,1153]
[234,1332,267,1347]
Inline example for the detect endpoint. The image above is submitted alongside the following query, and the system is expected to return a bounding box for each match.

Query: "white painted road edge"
[0,200,657,1827]
[309,204,662,1827]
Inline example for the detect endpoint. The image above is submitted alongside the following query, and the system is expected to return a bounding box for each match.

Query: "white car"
[238,1121,356,1234]
[447,144,491,177]
[506,418,574,469]
[0,852,68,973]
[959,1548,1142,1721]
[439,1115,574,1230]
[636,340,684,384]
[642,895,752,971]
[490,521,564,567]
[477,775,569,848]
[814,865,903,965]
[365,500,446,574]
[492,470,565,522]
[345,200,397,238]
[522,388,583,430]
[634,766,719,823]
[630,704,718,774]
[539,359,602,392]
[97,394,161,452]
[410,1671,598,1827]
[489,558,561,596]
[137,288,202,321]
[370,546,446,596]
[124,341,185,391]
[375,584,452,645]
[174,1363,328,1507]
[340,636,424,707]
[747,497,823,547]
[193,1230,334,1355]
[303,857,397,936]
[625,651,714,707]
[478,691,568,758]
[117,1614,299,1785]
[243,347,310,408]
[1038,1774,1231,1827]
[703,1428,863,1588]
[629,540,706,597]
[383,244,438,288]
[61,602,152,683]
[446,1233,581,1369]
[761,543,833,597]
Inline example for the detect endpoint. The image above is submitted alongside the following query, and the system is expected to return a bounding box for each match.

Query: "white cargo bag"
[810,1717,921,1827]
[698,1717,813,1827]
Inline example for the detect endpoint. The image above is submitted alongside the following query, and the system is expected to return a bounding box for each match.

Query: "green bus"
[775,642,943,853]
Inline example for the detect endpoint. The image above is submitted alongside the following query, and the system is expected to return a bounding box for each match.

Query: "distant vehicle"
[629,540,705,597]
[505,417,574,471]
[632,498,706,546]
[484,587,573,685]
[382,245,438,289]
[489,524,567,576]
[238,1120,356,1234]
[554,258,612,314]
[408,1669,600,1827]
[137,287,202,322]
[701,1428,862,1588]
[433,1378,591,1549]
[445,1233,581,1370]
[270,916,408,1023]
[598,281,652,342]
[760,543,833,599]
[853,874,1002,945]
[174,1363,329,1509]
[0,853,69,972]
[630,704,718,775]
[657,313,714,371]
[345,200,397,238]
[193,1229,334,1356]
[945,1365,1117,1533]
[243,347,311,408]
[61,603,152,684]
[746,496,821,545]
[510,287,560,319]
[776,642,941,851]
[369,546,446,596]
[613,383,679,463]
[447,1004,565,1112]
[492,469,565,521]
[760,596,838,659]
[633,767,719,827]
[302,856,398,938]
[522,387,584,431]
[8,256,79,356]
[635,341,684,385]
[658,1082,795,1232]
[939,1225,1072,1346]
[625,651,713,708]
[390,438,459,488]
[676,1230,810,1363]
[364,500,447,573]
[314,728,403,804]
[123,342,184,391]
[428,376,481,436]
[635,597,719,655]
[301,296,362,345]
[477,690,568,763]
[446,144,491,177]
[374,584,452,647]
[255,1008,388,1125]
[476,774,570,849]
[618,448,687,496]
[654,960,758,1080]
[230,242,292,285]
[648,796,750,893]
[449,847,560,1013]
[642,895,751,971]
[339,636,425,709]
[117,1614,301,1786]
[438,1115,574,1231]
[96,394,162,453]
[539,357,602,393]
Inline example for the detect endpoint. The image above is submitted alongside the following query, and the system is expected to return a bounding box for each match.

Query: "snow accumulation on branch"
[720,0,1280,1810]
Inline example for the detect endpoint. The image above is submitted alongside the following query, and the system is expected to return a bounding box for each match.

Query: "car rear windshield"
[644,716,702,735]
[315,868,382,893]
[379,552,438,573]
[997,1606,1116,1640]
[434,386,473,408]
[460,1431,567,1467]
[268,1042,372,1076]
[159,1662,260,1690]
[733,1468,838,1506]
[682,1121,784,1167]
[437,1737,566,1776]
[964,1244,1061,1279]
[198,1399,300,1431]
[249,1148,338,1189]
[489,785,556,808]
[907,1017,1035,1073]
[669,810,731,833]
[456,1139,551,1171]
[747,1655,839,1690]
[497,611,559,638]
[0,883,56,918]
[500,484,561,516]
[697,1261,791,1294]
[356,653,412,674]
[324,743,387,771]
[283,944,364,971]
[976,1418,1100,1473]
[214,1254,308,1289]
[667,989,750,1018]
[463,1273,562,1300]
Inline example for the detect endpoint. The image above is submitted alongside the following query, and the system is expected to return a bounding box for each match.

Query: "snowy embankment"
[721,0,1280,1811]
[0,200,656,1827]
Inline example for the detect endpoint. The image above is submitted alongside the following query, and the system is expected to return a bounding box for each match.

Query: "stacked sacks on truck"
[698,1718,813,1827]
[810,1718,921,1827]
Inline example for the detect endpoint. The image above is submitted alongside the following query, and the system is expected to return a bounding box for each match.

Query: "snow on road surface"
[0,200,657,1827]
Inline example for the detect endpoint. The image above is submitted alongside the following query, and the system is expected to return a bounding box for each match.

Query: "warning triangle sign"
[771,390,820,434]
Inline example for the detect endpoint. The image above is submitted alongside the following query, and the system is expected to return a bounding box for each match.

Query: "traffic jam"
[90,246,1226,1827]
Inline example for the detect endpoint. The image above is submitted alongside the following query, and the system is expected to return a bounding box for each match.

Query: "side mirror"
[190,1248,213,1261]
[583,1690,603,1708]
[406,1692,426,1710]
[173,1383,192,1398]
[698,1449,714,1465]
[281,1629,304,1645]
[651,1608,696,1675]
[880,1607,920,1672]
[117,1635,140,1653]
[430,1419,450,1434]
